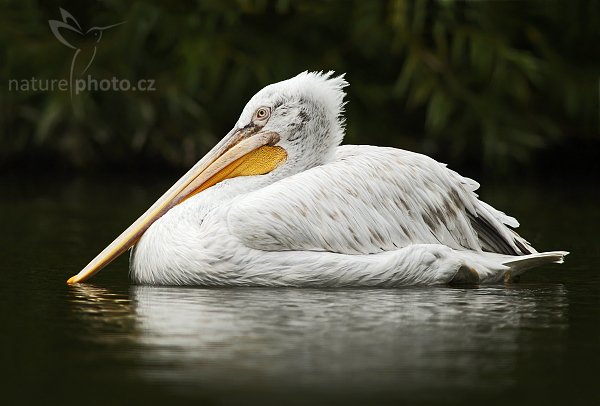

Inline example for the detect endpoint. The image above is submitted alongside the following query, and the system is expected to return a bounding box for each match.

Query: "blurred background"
[2,2,600,405]
[1,0,598,178]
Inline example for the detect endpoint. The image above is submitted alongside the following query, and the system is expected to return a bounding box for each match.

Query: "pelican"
[67,72,567,286]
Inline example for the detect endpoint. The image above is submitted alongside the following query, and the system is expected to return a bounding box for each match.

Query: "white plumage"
[122,71,566,286]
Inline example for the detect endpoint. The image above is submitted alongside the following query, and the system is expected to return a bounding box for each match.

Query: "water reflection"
[69,284,568,398]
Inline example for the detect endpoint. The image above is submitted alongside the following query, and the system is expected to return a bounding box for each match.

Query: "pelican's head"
[67,71,348,284]
[235,71,348,174]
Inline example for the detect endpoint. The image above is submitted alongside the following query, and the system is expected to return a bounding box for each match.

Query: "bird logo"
[49,8,124,98]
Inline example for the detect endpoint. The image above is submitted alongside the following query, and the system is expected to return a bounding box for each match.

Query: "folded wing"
[228,145,534,255]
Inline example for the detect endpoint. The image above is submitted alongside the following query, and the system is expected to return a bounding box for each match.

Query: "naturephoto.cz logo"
[7,8,155,97]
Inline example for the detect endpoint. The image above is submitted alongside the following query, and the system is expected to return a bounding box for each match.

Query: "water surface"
[1,174,598,405]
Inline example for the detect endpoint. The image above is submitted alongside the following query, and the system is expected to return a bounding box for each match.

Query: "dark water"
[1,174,598,405]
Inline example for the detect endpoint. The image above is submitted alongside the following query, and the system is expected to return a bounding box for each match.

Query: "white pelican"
[67,71,567,286]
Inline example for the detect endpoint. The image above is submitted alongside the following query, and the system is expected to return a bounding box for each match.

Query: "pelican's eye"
[254,107,271,123]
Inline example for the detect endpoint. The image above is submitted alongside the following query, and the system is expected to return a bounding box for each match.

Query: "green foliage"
[0,0,598,173]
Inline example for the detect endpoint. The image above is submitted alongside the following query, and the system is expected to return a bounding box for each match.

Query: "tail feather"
[451,250,568,285]
[502,251,569,276]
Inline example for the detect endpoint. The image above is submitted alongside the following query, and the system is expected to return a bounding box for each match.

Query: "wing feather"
[228,145,533,255]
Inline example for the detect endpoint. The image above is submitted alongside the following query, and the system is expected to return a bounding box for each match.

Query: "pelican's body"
[69,72,566,286]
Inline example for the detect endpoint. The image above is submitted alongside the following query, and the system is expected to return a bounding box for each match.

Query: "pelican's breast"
[129,182,243,285]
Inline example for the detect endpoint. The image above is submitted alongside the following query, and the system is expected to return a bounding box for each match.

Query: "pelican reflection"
[68,285,568,396]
